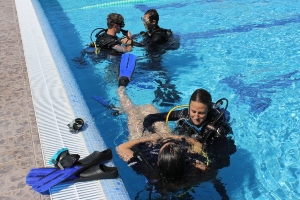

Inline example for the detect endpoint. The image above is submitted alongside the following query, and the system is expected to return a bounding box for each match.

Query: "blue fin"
[92,95,110,108]
[119,53,136,80]
[26,168,77,186]
[26,168,59,186]
[32,166,83,193]
[29,149,113,193]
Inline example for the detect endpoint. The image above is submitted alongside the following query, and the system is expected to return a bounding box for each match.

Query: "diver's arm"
[112,44,132,52]
[181,136,207,170]
[116,135,161,162]
[143,109,184,130]
[120,30,144,47]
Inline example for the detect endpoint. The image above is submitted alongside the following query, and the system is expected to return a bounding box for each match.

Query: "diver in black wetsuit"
[91,13,133,54]
[143,88,236,169]
[74,13,134,67]
[140,9,174,51]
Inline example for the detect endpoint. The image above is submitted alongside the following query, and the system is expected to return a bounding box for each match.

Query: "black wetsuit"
[88,29,123,56]
[141,26,173,49]
[95,31,121,49]
[128,138,206,184]
[143,108,236,169]
[127,138,227,198]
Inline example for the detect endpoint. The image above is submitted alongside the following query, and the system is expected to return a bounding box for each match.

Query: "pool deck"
[0,0,49,199]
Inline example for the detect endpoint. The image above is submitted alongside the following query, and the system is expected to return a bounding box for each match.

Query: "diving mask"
[141,17,150,24]
[67,118,84,132]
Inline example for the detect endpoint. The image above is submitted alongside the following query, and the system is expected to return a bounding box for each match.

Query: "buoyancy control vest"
[172,100,231,149]
[89,28,121,52]
[141,28,173,45]
[94,29,121,49]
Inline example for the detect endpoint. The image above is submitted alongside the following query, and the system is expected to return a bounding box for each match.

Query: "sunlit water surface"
[37,0,300,199]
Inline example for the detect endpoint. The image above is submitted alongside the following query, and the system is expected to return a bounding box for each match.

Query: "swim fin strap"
[118,53,136,80]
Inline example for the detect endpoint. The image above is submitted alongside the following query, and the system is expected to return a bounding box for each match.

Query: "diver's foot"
[118,76,129,87]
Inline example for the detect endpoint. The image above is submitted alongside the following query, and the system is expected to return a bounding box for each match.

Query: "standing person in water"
[116,82,228,197]
[140,9,176,50]
[90,13,134,54]
[78,13,135,66]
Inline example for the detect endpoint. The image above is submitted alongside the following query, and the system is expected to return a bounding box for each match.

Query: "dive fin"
[26,168,77,186]
[92,95,110,108]
[26,168,59,186]
[93,95,123,116]
[32,166,82,192]
[29,149,113,193]
[118,53,136,80]
[73,164,118,181]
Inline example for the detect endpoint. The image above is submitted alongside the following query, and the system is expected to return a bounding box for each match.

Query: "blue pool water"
[36,0,300,199]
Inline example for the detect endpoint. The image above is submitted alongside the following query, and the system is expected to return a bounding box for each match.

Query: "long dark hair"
[158,143,185,181]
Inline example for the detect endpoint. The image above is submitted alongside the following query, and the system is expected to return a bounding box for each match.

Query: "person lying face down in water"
[116,80,219,195]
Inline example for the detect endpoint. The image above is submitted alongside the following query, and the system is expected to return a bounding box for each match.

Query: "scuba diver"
[139,9,179,51]
[89,13,133,54]
[76,13,135,66]
[143,88,236,169]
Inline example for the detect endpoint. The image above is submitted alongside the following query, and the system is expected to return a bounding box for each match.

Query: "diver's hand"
[126,30,132,39]
[121,29,132,39]
[194,160,207,170]
[121,37,132,45]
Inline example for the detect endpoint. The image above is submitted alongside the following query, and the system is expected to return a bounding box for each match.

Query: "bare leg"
[117,87,170,140]
[117,87,148,140]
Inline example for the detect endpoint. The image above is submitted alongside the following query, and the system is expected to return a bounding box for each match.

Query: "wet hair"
[157,143,185,181]
[145,9,159,24]
[107,13,124,28]
[189,88,213,111]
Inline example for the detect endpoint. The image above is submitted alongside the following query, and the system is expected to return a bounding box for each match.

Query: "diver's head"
[188,88,212,126]
[158,142,185,181]
[107,13,125,33]
[142,9,159,31]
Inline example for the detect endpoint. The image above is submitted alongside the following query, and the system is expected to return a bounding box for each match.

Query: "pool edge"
[14,0,130,199]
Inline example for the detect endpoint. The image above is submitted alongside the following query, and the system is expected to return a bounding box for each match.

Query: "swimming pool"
[31,0,300,199]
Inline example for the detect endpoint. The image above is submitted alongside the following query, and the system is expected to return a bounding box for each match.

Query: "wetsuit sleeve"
[143,109,186,130]
[111,44,132,53]
[107,40,121,49]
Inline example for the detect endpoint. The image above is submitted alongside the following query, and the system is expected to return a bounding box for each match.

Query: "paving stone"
[0,0,44,199]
